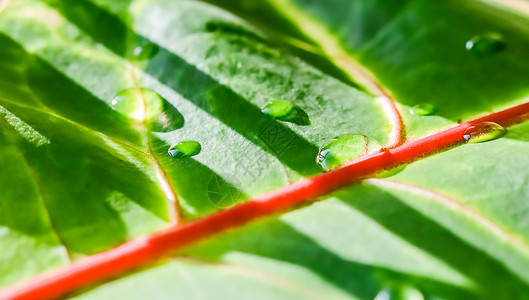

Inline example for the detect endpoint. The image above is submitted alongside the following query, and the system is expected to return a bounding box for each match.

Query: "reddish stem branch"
[2,102,529,299]
[332,53,406,147]
[378,95,405,148]
[130,66,182,225]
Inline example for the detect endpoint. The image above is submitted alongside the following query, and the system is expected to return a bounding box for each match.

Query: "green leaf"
[1,0,529,299]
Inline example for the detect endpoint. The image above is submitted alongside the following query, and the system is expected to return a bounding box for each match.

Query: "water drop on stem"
[410,104,436,116]
[316,134,381,171]
[463,122,506,143]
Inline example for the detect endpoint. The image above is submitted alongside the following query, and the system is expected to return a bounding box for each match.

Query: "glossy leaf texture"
[1,0,529,299]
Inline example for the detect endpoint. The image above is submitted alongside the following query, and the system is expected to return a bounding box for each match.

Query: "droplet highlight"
[168,141,201,158]
[111,88,184,132]
[374,286,424,300]
[262,100,310,125]
[317,134,381,171]
[133,42,159,60]
[410,104,436,116]
[463,122,506,143]
[466,32,505,54]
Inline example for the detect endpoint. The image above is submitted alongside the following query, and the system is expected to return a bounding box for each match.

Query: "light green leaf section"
[73,259,352,300]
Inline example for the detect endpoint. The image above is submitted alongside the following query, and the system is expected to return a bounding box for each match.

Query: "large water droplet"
[410,104,436,116]
[111,88,161,121]
[317,134,381,171]
[262,100,310,125]
[168,141,201,158]
[463,122,506,143]
[111,88,184,132]
[133,42,159,60]
[374,286,424,300]
[466,32,505,54]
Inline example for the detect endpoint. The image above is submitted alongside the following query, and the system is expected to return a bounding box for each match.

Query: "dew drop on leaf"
[465,32,505,54]
[374,286,424,300]
[261,100,310,125]
[168,141,201,158]
[317,134,381,171]
[463,122,506,143]
[410,103,436,116]
[111,88,163,121]
[111,88,184,132]
[132,42,159,60]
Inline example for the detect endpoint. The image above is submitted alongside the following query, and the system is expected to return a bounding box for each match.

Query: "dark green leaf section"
[0,113,68,288]
[277,0,529,121]
[0,30,169,286]
[205,0,529,139]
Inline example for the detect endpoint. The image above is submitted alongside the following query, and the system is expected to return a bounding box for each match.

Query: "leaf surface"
[1,0,529,299]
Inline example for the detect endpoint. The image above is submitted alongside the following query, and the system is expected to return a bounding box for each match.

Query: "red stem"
[2,102,529,299]
[378,95,405,147]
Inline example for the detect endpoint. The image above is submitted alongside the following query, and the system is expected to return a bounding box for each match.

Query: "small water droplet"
[374,286,424,300]
[168,141,201,158]
[410,104,436,116]
[466,32,505,54]
[111,88,184,132]
[374,288,391,300]
[463,122,506,143]
[262,100,310,125]
[133,42,159,60]
[317,134,381,171]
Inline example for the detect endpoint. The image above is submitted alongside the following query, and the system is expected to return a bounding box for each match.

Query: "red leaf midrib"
[2,100,529,299]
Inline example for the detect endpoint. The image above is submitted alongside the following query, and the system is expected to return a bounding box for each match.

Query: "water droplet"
[466,32,505,54]
[111,88,161,121]
[463,122,506,143]
[374,289,389,300]
[168,141,201,158]
[317,134,381,171]
[132,42,159,60]
[111,88,184,132]
[262,100,310,125]
[410,104,436,116]
[374,286,424,300]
